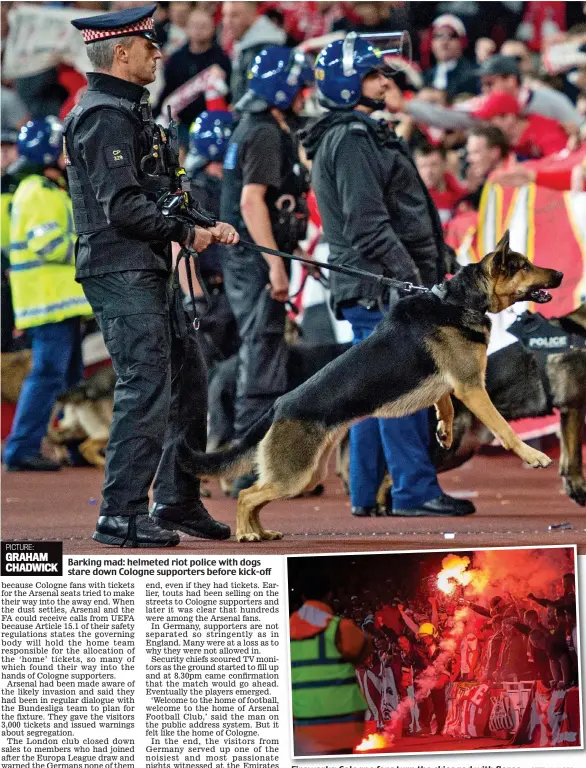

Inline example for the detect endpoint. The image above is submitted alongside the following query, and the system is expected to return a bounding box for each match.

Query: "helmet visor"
[343,31,411,76]
[361,31,411,62]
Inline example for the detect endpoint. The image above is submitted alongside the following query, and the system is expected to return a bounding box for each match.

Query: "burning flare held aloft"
[436,553,488,596]
[437,554,472,595]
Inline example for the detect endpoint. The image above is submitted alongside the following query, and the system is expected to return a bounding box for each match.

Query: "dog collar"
[431,284,447,300]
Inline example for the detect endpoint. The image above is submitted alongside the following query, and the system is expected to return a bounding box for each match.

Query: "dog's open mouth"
[527,288,553,303]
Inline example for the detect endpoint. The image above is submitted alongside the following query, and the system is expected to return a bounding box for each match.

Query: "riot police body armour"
[220,113,308,253]
[63,90,168,235]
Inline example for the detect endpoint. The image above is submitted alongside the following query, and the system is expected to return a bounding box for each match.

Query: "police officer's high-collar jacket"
[301,110,447,317]
[64,72,189,279]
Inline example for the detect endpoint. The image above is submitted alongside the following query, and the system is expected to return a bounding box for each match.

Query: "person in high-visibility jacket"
[290,574,373,756]
[3,117,92,472]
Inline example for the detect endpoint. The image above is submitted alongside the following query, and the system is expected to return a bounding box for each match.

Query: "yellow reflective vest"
[290,615,367,722]
[8,173,92,330]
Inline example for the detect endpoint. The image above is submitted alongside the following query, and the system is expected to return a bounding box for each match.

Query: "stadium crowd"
[289,556,578,741]
[1,2,585,510]
[3,2,586,172]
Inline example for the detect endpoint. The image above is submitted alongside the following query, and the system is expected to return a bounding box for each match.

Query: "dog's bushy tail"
[195,406,275,477]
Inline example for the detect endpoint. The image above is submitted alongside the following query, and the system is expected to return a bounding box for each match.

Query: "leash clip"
[192,317,200,331]
[401,283,429,293]
[401,282,429,294]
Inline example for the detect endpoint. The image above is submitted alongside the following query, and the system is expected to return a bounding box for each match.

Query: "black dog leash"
[174,246,211,332]
[175,236,438,334]
[238,239,430,296]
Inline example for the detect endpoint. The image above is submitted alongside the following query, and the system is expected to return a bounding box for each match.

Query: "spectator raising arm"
[397,605,420,635]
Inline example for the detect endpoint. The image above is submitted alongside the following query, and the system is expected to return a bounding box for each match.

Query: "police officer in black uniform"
[220,46,313,493]
[66,5,239,547]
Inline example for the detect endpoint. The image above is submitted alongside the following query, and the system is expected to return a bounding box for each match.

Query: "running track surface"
[2,452,584,555]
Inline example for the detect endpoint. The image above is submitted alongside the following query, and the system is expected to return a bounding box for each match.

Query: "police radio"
[141,103,217,229]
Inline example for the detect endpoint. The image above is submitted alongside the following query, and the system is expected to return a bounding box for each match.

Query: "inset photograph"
[287,546,580,757]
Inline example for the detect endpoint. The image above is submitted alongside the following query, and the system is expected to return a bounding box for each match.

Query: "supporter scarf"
[159,65,229,124]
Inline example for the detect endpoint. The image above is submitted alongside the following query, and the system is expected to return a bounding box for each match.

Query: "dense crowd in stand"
[2,2,586,189]
[290,560,578,737]
[3,2,585,312]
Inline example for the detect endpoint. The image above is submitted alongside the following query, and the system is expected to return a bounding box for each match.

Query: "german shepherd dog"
[436,302,586,507]
[192,231,564,542]
[0,349,32,403]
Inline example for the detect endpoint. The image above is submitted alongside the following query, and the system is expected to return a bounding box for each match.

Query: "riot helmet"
[189,110,234,169]
[17,117,63,167]
[314,31,410,110]
[235,46,314,113]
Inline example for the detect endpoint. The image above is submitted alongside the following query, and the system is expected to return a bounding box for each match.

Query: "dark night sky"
[287,550,475,608]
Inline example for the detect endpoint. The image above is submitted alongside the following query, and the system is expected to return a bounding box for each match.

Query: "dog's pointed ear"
[491,229,511,273]
[495,229,510,252]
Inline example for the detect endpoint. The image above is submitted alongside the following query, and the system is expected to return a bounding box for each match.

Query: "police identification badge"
[105,144,131,168]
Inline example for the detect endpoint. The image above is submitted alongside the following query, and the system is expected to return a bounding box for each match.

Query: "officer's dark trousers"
[81,271,207,516]
[222,247,288,438]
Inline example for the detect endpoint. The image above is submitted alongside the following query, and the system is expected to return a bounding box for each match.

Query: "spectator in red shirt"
[473,90,568,160]
[490,144,586,191]
[413,143,467,224]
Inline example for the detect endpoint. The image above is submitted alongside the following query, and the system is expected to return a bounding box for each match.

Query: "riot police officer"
[301,33,475,518]
[220,46,313,493]
[67,4,239,547]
